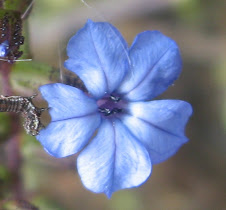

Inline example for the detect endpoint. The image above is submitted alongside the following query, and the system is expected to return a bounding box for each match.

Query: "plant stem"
[0,61,23,200]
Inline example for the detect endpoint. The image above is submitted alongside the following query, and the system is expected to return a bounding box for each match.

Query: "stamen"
[98,108,111,116]
[110,95,121,102]
[98,107,122,116]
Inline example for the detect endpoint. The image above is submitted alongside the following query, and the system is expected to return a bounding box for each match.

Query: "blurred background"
[0,0,225,209]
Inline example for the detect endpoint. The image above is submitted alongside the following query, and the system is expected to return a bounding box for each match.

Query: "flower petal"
[122,100,192,164]
[37,115,100,158]
[39,83,98,121]
[64,19,130,99]
[117,31,182,101]
[37,83,101,158]
[77,119,151,198]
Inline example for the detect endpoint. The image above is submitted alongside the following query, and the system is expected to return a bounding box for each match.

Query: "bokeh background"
[0,0,225,209]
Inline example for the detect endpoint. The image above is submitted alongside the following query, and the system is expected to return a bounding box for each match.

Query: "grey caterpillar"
[0,94,45,136]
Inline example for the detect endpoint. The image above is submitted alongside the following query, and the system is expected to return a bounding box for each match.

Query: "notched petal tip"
[118,30,182,101]
[77,119,151,197]
[123,100,192,164]
[37,113,101,158]
[37,83,101,158]
[65,19,130,99]
[38,83,98,121]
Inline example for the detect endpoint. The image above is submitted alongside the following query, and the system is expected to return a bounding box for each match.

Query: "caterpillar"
[0,94,46,136]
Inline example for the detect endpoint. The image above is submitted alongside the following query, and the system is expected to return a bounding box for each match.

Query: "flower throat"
[97,95,125,117]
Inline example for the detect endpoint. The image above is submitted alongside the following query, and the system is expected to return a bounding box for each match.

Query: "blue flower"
[36,19,192,198]
[0,40,9,57]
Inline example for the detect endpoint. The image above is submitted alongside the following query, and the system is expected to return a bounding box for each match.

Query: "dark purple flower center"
[97,94,127,117]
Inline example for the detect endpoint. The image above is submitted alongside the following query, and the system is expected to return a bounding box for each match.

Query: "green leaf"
[10,61,59,95]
